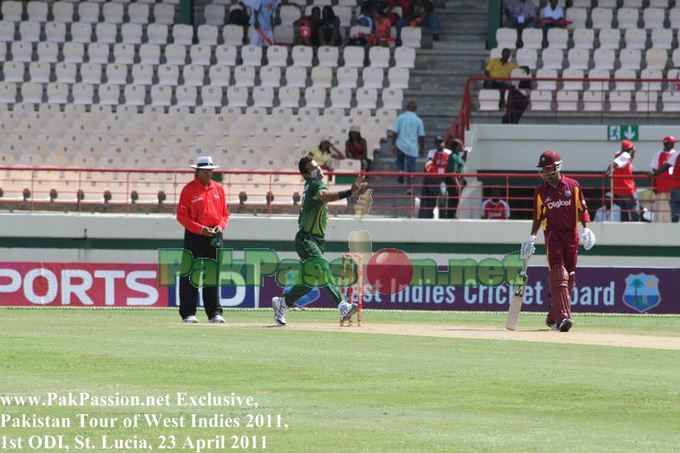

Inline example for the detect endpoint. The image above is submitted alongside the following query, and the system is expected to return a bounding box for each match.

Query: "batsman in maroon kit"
[521,150,596,332]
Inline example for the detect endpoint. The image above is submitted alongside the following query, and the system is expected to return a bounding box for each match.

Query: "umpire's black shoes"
[558,318,573,332]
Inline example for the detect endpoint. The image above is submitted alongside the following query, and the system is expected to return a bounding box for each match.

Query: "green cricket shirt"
[298,178,328,237]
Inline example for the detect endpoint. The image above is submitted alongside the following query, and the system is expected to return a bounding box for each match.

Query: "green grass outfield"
[2,308,680,452]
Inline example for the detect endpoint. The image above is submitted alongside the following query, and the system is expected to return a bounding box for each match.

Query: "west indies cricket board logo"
[622,273,661,313]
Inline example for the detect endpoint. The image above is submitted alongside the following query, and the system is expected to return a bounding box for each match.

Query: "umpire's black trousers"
[179,230,223,320]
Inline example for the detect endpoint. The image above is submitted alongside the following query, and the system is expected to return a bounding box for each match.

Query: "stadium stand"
[482,1,680,115]
[0,0,431,208]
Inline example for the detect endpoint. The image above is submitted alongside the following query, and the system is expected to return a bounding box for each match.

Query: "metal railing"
[1,166,673,221]
[446,75,680,143]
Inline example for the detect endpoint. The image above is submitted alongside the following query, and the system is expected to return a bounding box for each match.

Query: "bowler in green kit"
[272,156,368,326]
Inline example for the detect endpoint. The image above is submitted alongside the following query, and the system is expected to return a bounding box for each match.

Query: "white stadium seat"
[98,84,121,105]
[29,62,50,83]
[80,62,103,84]
[47,83,68,104]
[146,24,169,44]
[158,64,179,85]
[45,22,66,43]
[128,3,150,24]
[72,83,94,105]
[132,64,153,85]
[208,65,230,86]
[71,23,93,43]
[36,42,58,63]
[121,23,143,45]
[55,63,77,83]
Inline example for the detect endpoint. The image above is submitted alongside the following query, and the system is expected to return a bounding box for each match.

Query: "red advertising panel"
[0,263,166,307]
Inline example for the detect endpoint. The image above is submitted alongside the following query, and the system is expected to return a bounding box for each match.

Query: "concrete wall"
[1,213,679,267]
[465,124,680,172]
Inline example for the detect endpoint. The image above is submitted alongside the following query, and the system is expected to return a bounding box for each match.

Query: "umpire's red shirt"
[177,178,229,235]
[534,175,590,231]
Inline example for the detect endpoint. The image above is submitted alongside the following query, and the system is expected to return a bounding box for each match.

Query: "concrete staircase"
[367,0,489,217]
[407,0,490,141]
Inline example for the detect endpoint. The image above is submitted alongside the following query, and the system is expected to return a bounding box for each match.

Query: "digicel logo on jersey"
[546,199,572,210]
[0,263,166,307]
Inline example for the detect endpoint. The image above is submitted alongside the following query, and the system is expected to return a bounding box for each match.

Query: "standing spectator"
[246,0,278,46]
[504,0,537,32]
[648,136,678,223]
[345,125,371,171]
[176,156,229,324]
[390,99,425,194]
[418,136,450,218]
[484,48,520,110]
[294,6,320,46]
[442,138,466,219]
[605,139,639,222]
[594,192,621,222]
[503,66,531,124]
[651,136,680,222]
[319,6,343,46]
[482,188,511,220]
[539,0,565,39]
[396,0,440,45]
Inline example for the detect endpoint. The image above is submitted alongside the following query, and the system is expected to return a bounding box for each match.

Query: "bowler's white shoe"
[272,297,288,326]
[339,301,358,322]
[182,315,198,324]
[209,314,225,324]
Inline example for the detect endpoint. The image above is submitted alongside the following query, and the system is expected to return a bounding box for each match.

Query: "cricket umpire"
[176,156,229,324]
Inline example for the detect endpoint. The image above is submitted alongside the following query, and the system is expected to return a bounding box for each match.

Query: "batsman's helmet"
[537,150,562,181]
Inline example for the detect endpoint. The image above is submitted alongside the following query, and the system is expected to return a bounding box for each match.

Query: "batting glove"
[580,228,596,251]
[520,235,536,260]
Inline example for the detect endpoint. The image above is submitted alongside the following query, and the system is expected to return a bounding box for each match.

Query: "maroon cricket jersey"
[534,175,590,231]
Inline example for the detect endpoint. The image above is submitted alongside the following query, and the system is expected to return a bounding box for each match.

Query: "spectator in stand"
[442,138,466,219]
[396,0,440,45]
[605,139,639,222]
[309,138,345,175]
[226,1,250,37]
[482,188,511,220]
[389,99,425,194]
[418,136,451,218]
[484,48,521,110]
[384,0,407,26]
[246,0,278,46]
[357,3,375,30]
[594,192,621,222]
[294,6,320,46]
[319,6,343,46]
[539,0,565,39]
[648,136,678,223]
[371,8,393,47]
[345,125,371,172]
[504,0,537,33]
[349,3,375,46]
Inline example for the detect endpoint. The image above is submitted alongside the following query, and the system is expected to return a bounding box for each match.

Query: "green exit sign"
[608,125,639,141]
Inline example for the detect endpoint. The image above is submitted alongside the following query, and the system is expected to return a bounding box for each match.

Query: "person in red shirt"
[606,140,639,222]
[418,136,450,218]
[649,136,678,223]
[176,156,230,324]
[520,150,595,332]
[482,188,510,219]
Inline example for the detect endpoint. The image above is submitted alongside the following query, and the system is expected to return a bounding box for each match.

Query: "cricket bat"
[505,257,529,331]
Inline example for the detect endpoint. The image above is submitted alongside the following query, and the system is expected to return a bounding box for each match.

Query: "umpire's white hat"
[190,156,220,170]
